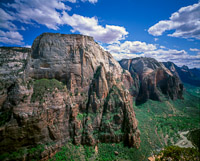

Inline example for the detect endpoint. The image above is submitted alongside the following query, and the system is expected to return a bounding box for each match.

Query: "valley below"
[135,84,200,160]
[49,84,200,161]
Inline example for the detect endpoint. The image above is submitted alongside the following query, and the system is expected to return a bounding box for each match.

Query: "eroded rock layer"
[0,33,140,160]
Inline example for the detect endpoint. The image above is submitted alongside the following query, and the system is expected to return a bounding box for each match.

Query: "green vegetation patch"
[188,129,200,150]
[50,143,94,161]
[133,84,200,160]
[97,143,140,161]
[155,146,200,161]
[31,79,66,103]
[184,83,200,98]
[50,142,142,161]
[0,111,11,127]
[0,144,45,161]
[105,85,121,105]
[77,113,87,121]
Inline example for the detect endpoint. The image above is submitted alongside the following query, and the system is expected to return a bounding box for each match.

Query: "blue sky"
[0,0,200,68]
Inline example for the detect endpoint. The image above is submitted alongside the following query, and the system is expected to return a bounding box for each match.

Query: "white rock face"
[0,47,30,80]
[0,47,30,108]
[30,33,123,93]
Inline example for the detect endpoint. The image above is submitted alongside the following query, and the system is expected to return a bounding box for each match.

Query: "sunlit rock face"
[119,57,184,105]
[0,33,140,160]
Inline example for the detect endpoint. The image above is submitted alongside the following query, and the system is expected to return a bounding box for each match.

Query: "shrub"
[31,79,65,103]
[156,146,200,161]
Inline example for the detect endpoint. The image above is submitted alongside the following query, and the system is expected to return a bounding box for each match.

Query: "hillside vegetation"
[49,83,200,160]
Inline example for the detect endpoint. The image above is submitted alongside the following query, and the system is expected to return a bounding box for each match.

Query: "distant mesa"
[163,62,200,87]
[119,57,184,105]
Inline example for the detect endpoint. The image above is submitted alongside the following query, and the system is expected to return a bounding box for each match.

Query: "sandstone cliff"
[0,33,140,160]
[119,57,184,105]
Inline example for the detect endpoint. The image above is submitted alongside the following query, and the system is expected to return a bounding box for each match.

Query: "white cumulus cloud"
[0,0,126,44]
[148,2,200,40]
[106,41,200,68]
[81,0,98,4]
[4,0,70,30]
[62,12,128,43]
[190,48,200,52]
[106,41,156,54]
[0,8,16,30]
[66,0,98,3]
[0,30,24,45]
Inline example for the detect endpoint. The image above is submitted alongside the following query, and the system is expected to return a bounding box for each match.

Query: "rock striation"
[0,33,140,160]
[119,57,184,105]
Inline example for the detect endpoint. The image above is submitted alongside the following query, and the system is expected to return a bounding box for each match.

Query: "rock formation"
[0,33,140,160]
[119,57,184,105]
[163,62,200,87]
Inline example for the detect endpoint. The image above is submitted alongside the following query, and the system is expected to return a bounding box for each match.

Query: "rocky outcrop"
[119,57,184,105]
[0,33,140,160]
[163,62,200,87]
[0,47,30,109]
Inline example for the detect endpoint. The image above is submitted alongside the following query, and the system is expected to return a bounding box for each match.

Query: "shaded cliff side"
[0,33,140,160]
[163,62,200,87]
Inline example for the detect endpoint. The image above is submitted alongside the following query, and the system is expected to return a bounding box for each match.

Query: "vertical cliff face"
[0,33,140,160]
[0,47,30,109]
[119,57,184,105]
[29,33,128,93]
